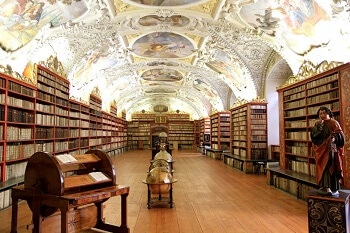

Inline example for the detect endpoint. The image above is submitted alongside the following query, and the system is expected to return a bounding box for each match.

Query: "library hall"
[0,0,350,232]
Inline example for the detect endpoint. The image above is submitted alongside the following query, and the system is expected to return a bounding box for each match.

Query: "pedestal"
[307,189,350,233]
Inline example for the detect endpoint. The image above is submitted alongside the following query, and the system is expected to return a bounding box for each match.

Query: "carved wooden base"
[307,189,350,233]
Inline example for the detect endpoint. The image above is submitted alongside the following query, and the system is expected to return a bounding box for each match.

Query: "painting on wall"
[139,15,190,27]
[0,0,88,52]
[141,68,183,82]
[132,32,194,58]
[239,0,332,55]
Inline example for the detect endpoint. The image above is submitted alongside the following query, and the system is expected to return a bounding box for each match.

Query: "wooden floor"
[0,149,308,233]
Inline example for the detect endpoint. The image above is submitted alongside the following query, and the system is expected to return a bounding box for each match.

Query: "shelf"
[277,62,350,190]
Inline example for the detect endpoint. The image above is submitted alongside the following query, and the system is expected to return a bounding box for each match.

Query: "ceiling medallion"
[126,0,207,7]
[132,32,194,58]
[154,105,168,113]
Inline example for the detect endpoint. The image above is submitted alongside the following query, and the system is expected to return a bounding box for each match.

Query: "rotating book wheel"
[24,151,63,217]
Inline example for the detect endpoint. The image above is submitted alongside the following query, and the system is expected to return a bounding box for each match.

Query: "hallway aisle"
[0,149,308,233]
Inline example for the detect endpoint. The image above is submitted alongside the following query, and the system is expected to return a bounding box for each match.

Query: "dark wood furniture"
[223,152,270,174]
[230,102,268,161]
[266,167,318,199]
[205,148,223,160]
[11,149,130,233]
[308,189,350,232]
[210,112,231,152]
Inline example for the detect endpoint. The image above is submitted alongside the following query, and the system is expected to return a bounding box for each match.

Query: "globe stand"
[142,179,177,209]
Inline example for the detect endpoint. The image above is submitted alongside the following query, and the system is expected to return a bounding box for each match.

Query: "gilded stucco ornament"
[39,55,66,78]
[278,60,344,89]
[0,64,32,83]
[91,86,101,98]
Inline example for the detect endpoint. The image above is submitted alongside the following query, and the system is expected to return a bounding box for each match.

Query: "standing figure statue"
[310,106,345,196]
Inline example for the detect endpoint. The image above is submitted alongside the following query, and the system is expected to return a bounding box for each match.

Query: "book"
[88,172,109,182]
[55,154,77,164]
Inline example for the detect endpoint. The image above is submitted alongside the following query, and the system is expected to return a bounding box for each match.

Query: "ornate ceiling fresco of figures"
[0,0,349,120]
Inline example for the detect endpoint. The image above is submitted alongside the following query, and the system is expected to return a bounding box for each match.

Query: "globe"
[146,167,173,194]
[149,159,171,172]
[154,148,172,162]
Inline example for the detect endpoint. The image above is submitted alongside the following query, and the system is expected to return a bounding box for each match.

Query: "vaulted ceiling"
[0,0,349,120]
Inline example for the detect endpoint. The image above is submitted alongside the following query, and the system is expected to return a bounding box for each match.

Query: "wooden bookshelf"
[273,62,350,198]
[230,102,268,159]
[0,65,128,210]
[128,113,194,150]
[1,75,36,185]
[210,112,230,151]
[167,114,193,149]
[270,145,280,160]
[194,120,200,146]
[200,117,210,146]
[89,94,103,150]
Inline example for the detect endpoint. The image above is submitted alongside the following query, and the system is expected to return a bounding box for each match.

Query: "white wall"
[265,77,288,149]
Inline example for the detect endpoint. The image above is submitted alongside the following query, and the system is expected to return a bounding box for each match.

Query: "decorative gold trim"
[231,96,267,108]
[91,86,101,98]
[0,64,35,85]
[38,55,66,78]
[278,60,344,89]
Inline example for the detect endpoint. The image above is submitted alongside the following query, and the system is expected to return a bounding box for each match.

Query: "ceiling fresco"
[0,0,349,120]
[131,32,195,58]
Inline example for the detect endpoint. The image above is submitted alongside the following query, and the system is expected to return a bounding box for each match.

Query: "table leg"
[10,196,18,233]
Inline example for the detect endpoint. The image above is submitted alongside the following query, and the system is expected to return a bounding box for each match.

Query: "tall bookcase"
[194,120,200,146]
[230,102,268,160]
[210,112,230,150]
[200,117,210,146]
[277,62,350,189]
[1,75,36,183]
[167,114,194,149]
[89,94,103,150]
[128,113,195,150]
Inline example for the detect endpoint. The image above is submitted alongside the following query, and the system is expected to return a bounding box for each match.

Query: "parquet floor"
[0,149,308,233]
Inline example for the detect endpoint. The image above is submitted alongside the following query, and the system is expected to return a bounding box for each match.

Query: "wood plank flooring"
[0,149,308,233]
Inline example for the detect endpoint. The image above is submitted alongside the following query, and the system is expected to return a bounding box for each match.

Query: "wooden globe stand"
[11,149,130,233]
[143,159,177,209]
[142,178,177,209]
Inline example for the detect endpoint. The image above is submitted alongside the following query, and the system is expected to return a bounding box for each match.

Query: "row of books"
[285,144,309,157]
[6,144,35,161]
[6,161,27,180]
[250,109,267,114]
[285,131,308,140]
[8,80,35,97]
[6,126,32,141]
[0,189,12,210]
[274,176,313,200]
[7,108,35,123]
[168,136,194,141]
[286,160,316,176]
[7,96,34,109]
[307,81,338,95]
